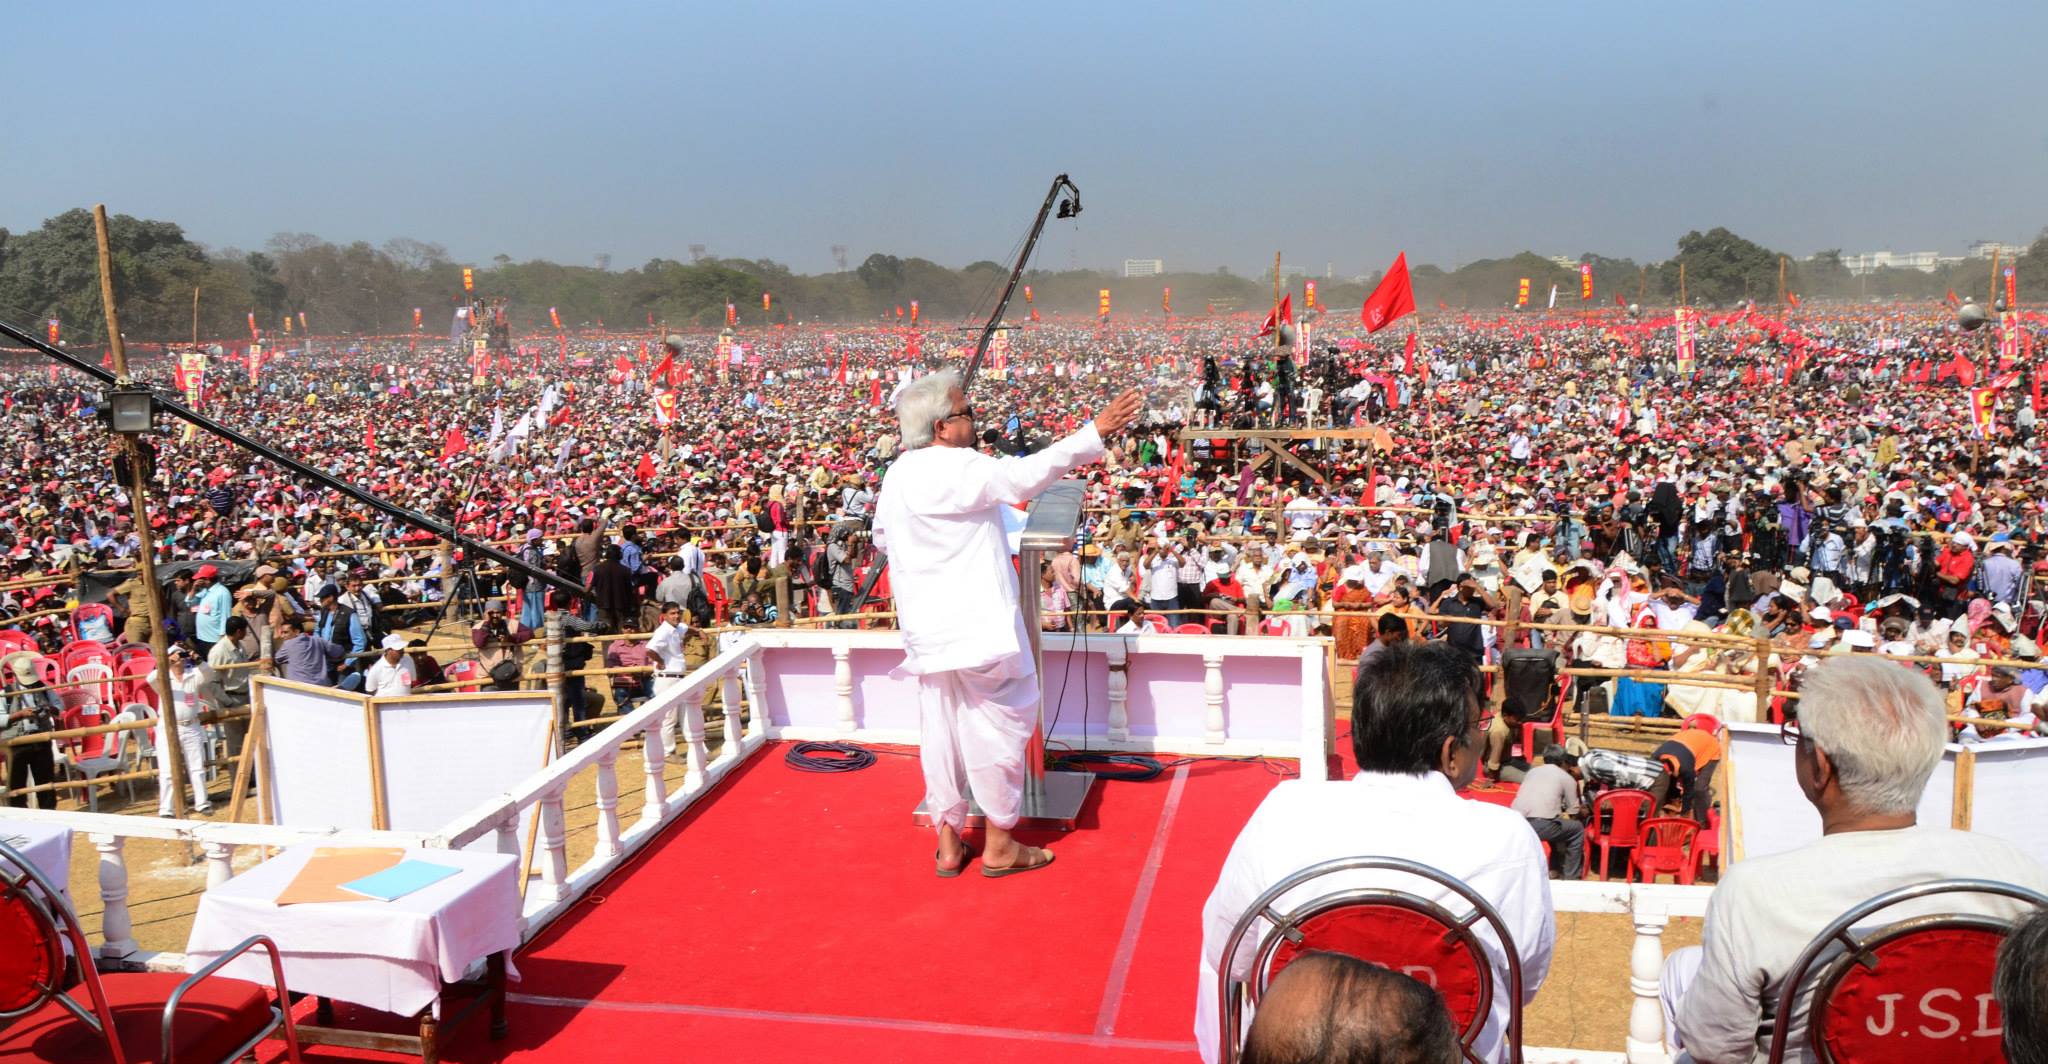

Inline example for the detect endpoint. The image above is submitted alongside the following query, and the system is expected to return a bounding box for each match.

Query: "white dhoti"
[917,662,1039,833]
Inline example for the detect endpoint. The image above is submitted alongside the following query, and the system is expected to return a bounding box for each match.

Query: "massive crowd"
[1,302,2046,803]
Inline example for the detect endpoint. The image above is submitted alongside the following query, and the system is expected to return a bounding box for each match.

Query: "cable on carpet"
[785,741,878,772]
[1050,751,1166,782]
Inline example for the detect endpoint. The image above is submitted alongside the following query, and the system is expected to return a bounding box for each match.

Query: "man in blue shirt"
[185,564,233,656]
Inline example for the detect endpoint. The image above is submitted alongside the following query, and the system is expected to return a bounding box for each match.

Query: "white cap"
[381,634,409,651]
[1843,630,1876,649]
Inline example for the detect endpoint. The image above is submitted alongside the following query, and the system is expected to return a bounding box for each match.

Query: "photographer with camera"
[471,598,535,690]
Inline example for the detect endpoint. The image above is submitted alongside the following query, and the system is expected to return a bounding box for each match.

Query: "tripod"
[422,563,493,645]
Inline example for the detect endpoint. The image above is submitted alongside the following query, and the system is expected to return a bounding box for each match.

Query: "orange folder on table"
[275,847,408,906]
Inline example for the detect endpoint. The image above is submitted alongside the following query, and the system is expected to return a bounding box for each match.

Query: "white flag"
[1547,284,1558,309]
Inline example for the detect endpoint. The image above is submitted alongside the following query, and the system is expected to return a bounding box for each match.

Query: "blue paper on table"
[338,860,462,902]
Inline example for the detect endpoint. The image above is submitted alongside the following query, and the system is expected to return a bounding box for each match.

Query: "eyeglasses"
[941,406,975,424]
[1780,718,1805,747]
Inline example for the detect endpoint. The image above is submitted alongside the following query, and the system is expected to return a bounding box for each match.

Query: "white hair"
[895,369,960,450]
[1797,656,1948,817]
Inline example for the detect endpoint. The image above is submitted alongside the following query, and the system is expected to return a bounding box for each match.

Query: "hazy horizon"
[11,1,2045,277]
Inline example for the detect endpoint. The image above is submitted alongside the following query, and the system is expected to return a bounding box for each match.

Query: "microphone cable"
[784,741,878,773]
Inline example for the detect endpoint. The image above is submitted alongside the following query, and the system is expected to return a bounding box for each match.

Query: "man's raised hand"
[1093,388,1144,438]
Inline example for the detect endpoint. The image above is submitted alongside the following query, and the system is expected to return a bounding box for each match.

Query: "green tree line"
[1,208,2041,345]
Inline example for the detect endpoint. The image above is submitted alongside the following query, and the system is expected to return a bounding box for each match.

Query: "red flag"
[1614,292,1626,307]
[870,379,882,406]
[1360,254,1418,333]
[1787,293,1801,307]
[635,452,656,485]
[835,352,848,384]
[365,422,376,455]
[441,423,468,459]
[1257,295,1294,338]
[651,348,676,385]
[1403,331,1418,376]
[1945,288,1960,309]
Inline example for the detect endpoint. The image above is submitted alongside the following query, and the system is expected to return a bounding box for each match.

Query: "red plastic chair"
[1216,855,1527,1064]
[0,837,306,1064]
[0,628,37,656]
[113,643,156,669]
[58,638,111,669]
[1583,788,1653,881]
[1629,817,1699,885]
[69,603,117,643]
[1764,879,2048,1063]
[1142,613,1172,632]
[113,656,158,711]
[1258,617,1293,636]
[1688,807,1723,882]
[1515,677,1571,761]
[1174,623,1209,635]
[703,575,731,621]
[442,660,487,693]
[58,704,111,763]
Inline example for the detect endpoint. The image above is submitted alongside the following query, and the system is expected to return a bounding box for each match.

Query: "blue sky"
[9,1,2045,276]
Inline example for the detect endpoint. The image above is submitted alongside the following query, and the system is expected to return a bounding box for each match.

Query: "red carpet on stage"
[255,743,1286,1062]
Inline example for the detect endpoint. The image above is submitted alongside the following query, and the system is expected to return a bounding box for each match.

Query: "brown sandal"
[936,847,974,878]
[981,847,1055,878]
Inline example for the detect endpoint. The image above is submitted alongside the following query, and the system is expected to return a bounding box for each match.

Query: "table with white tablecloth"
[0,819,73,898]
[184,844,520,1020]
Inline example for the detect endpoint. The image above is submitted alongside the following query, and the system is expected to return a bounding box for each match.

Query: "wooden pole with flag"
[1273,252,1282,350]
[1778,257,1787,305]
[94,204,188,820]
[1679,263,1688,306]
[1990,249,2001,307]
[191,286,201,345]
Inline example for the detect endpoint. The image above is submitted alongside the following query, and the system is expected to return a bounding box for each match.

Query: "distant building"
[1966,240,2026,260]
[1842,250,1946,275]
[1546,255,1580,270]
[1122,259,1164,278]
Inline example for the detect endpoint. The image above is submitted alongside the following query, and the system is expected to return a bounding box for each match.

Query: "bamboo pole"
[95,203,188,820]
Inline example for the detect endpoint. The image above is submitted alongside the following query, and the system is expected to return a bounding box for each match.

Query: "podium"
[912,479,1095,831]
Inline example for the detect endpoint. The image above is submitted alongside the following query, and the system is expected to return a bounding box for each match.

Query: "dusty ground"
[50,659,1699,1053]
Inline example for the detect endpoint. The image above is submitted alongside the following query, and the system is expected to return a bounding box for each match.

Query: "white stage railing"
[0,629,1708,1061]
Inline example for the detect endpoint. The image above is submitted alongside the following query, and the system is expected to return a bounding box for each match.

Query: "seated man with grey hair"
[1663,655,2048,1063]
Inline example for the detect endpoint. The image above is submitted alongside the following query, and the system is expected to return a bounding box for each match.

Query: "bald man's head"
[1243,952,1459,1064]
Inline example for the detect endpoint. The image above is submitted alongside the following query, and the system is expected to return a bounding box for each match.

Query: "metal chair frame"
[0,839,306,1064]
[1764,878,2048,1064]
[1216,855,1525,1064]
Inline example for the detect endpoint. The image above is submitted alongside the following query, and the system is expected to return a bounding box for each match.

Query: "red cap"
[195,564,219,580]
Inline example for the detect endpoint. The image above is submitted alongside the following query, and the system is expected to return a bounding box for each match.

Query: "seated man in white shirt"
[1196,640,1555,1064]
[1664,655,2048,1062]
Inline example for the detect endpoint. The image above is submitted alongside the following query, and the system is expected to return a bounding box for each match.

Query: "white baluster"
[537,789,570,903]
[593,751,621,861]
[1105,641,1130,742]
[744,652,769,738]
[720,672,745,761]
[641,718,669,827]
[495,815,518,857]
[1626,899,1672,1063]
[832,646,855,733]
[91,834,136,961]
[202,841,235,889]
[682,688,709,791]
[1202,651,1227,744]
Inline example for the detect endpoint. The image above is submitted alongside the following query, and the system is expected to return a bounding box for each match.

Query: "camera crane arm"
[0,316,586,600]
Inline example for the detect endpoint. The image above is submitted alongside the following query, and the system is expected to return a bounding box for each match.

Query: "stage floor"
[259,743,1286,1062]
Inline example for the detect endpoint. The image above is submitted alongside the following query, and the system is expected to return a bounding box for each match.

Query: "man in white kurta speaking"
[876,369,1140,878]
